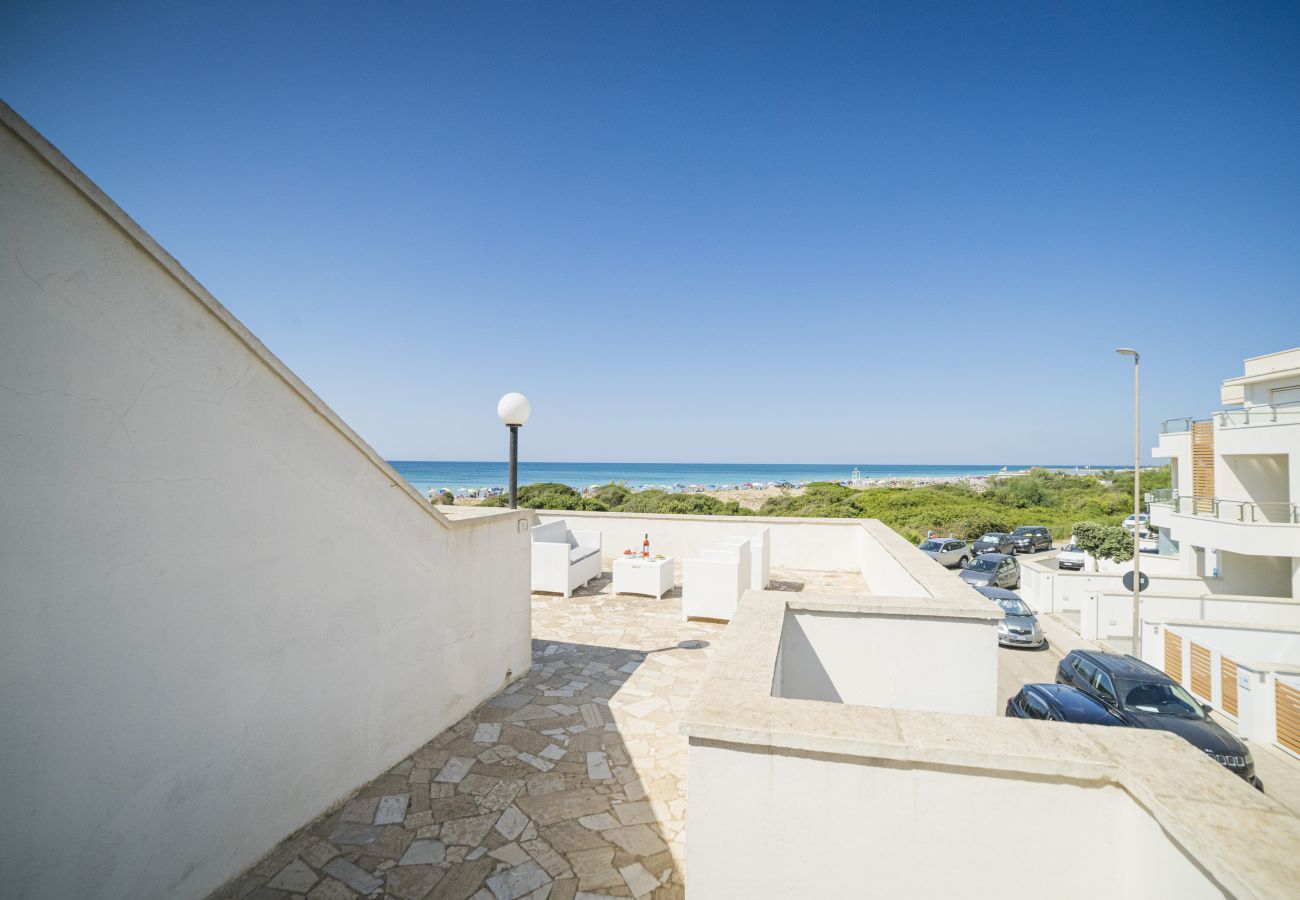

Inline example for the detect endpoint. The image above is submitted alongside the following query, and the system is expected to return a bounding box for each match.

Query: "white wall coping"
[1148,617,1300,636]
[0,99,460,531]
[1101,591,1300,604]
[683,592,1300,899]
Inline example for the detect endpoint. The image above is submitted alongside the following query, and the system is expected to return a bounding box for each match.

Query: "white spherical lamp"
[497,392,532,427]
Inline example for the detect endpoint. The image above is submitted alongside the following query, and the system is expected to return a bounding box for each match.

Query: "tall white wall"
[0,106,531,899]
[686,741,1219,899]
[775,611,996,714]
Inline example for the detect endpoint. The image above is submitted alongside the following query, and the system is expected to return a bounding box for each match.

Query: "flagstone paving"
[211,567,862,900]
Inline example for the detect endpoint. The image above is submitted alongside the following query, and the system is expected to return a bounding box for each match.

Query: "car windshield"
[978,534,1004,542]
[968,558,999,573]
[1064,544,1079,552]
[1012,528,1033,535]
[1118,680,1205,719]
[919,540,943,551]
[995,598,1032,616]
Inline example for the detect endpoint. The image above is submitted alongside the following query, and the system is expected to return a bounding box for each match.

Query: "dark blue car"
[1055,650,1261,788]
[1005,683,1126,725]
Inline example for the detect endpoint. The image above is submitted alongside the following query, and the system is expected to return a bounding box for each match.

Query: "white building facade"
[1151,347,1300,600]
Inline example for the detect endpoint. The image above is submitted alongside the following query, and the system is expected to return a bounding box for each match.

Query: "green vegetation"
[1070,520,1135,563]
[433,489,455,505]
[479,481,752,516]
[479,467,1170,545]
[755,467,1168,541]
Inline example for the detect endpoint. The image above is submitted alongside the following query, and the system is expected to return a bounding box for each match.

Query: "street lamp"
[497,392,531,509]
[1116,348,1141,655]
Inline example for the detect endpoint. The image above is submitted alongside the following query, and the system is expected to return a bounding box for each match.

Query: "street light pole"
[497,393,532,511]
[509,424,519,509]
[1117,348,1141,656]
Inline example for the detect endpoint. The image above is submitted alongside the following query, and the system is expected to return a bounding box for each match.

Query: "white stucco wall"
[535,511,865,571]
[0,106,531,899]
[686,740,1220,900]
[775,611,996,714]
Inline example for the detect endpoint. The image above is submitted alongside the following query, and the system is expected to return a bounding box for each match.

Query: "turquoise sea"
[387,461,1120,495]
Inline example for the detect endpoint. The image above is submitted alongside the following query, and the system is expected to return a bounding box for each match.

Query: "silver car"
[918,538,971,568]
[975,586,1045,648]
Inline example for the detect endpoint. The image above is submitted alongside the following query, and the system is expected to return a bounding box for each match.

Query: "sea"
[387,461,1119,495]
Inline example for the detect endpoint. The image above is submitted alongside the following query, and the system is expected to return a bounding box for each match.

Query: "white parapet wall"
[535,510,928,594]
[683,565,1300,897]
[1020,557,1210,618]
[0,103,532,899]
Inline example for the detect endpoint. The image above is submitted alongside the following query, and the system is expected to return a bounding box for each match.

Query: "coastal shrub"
[616,490,752,517]
[480,482,585,510]
[591,482,633,507]
[1072,521,1134,563]
[434,490,455,505]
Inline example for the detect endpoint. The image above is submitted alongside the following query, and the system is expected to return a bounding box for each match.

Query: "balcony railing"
[1160,417,1197,434]
[1156,494,1300,524]
[1215,402,1300,429]
[1148,488,1174,503]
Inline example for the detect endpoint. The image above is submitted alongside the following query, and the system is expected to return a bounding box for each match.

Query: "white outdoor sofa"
[531,519,602,598]
[683,538,752,622]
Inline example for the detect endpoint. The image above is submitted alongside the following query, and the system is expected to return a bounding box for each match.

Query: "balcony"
[1148,494,1300,556]
[1215,402,1300,429]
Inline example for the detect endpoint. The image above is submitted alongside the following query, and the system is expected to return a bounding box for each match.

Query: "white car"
[918,538,972,569]
[1057,543,1087,571]
[1122,514,1150,535]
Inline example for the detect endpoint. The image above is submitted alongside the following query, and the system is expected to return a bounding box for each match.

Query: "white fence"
[1142,619,1300,761]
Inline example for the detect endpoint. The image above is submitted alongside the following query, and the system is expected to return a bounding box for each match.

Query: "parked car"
[1056,542,1087,571]
[1055,650,1261,788]
[959,553,1020,589]
[1005,683,1127,725]
[1122,513,1151,535]
[973,532,1015,555]
[975,586,1044,647]
[1010,525,1053,554]
[918,538,971,569]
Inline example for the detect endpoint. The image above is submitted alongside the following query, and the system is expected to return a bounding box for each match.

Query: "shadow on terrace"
[210,572,728,900]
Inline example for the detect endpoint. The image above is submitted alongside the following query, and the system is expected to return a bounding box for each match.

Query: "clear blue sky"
[3,2,1297,464]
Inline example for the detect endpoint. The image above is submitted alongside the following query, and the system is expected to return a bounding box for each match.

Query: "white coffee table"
[612,555,674,599]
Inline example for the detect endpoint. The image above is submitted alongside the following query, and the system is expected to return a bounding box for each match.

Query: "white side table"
[612,555,674,599]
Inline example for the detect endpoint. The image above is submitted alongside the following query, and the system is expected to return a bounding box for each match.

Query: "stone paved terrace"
[212,567,860,900]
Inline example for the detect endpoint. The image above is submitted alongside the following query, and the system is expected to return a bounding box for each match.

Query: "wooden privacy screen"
[1221,657,1238,717]
[1192,420,1215,513]
[1164,630,1183,682]
[1278,680,1300,756]
[1190,642,1212,701]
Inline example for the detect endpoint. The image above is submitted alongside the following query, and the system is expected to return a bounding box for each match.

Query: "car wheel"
[959,556,969,569]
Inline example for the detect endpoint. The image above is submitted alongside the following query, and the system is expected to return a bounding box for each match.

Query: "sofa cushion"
[567,532,578,549]
[569,547,598,564]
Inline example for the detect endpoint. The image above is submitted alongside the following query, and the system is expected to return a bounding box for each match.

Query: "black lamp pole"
[509,424,519,509]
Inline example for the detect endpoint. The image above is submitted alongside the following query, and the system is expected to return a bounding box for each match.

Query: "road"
[989,549,1300,816]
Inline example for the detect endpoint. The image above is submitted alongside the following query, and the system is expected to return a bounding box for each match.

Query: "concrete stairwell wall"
[0,103,531,899]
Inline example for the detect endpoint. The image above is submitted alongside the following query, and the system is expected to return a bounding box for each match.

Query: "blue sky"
[3,2,1297,464]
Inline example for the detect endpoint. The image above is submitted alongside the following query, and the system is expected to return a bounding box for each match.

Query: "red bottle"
[642,533,650,558]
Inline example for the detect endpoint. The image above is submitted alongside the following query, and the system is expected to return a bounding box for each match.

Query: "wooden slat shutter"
[1192,421,1215,513]
[1277,680,1300,756]
[1190,643,1212,700]
[1164,630,1183,682]
[1221,657,1238,717]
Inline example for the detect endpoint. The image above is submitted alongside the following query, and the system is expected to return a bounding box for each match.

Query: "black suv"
[1010,526,1053,554]
[1005,684,1126,725]
[1055,650,1261,788]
